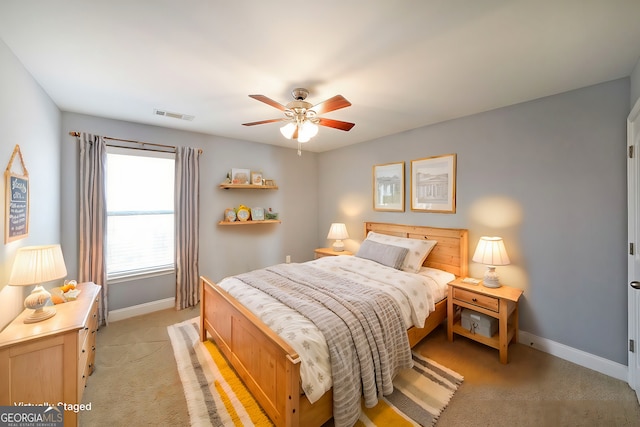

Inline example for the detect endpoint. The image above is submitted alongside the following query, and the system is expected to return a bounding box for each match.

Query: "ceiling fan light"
[298,120,318,141]
[280,122,296,139]
[297,133,311,143]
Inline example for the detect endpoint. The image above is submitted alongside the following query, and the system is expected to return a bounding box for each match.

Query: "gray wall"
[60,113,318,310]
[0,40,62,329]
[318,78,630,364]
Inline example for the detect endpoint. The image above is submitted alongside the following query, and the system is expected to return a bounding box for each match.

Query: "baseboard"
[108,297,175,322]
[519,330,628,382]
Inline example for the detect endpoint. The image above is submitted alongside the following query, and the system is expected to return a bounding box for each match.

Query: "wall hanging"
[410,153,456,213]
[5,144,30,243]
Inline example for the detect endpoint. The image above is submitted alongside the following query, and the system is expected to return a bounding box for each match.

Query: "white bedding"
[216,255,454,404]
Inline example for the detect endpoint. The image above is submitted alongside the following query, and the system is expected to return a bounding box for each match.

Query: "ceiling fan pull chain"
[297,141,302,156]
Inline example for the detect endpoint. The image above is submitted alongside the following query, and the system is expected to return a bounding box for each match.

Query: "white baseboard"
[519,330,628,382]
[108,297,175,322]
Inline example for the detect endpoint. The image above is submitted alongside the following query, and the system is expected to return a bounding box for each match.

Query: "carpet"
[168,317,463,427]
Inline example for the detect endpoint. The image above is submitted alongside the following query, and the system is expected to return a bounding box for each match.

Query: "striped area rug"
[168,317,463,426]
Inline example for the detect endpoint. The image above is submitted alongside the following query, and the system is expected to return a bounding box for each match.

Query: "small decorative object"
[252,207,265,221]
[251,171,263,185]
[50,280,80,304]
[8,244,68,323]
[264,179,275,187]
[224,172,231,184]
[472,236,510,288]
[224,208,236,222]
[410,153,456,213]
[327,223,349,252]
[231,168,250,184]
[5,144,30,243]
[373,162,404,212]
[265,208,278,220]
[236,204,251,221]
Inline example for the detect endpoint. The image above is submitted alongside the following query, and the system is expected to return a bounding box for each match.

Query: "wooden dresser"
[0,282,100,426]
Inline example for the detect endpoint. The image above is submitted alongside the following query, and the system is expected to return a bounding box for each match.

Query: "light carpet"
[168,317,463,427]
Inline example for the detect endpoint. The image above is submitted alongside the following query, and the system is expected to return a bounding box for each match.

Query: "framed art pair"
[372,153,456,213]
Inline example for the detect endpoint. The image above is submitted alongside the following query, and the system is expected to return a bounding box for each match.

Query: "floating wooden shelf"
[219,183,278,190]
[218,220,281,226]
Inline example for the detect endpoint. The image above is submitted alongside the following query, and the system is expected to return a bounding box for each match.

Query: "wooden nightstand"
[447,278,523,364]
[314,247,353,259]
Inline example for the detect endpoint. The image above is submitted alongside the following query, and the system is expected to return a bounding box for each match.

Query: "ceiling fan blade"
[317,117,355,131]
[242,118,285,126]
[311,95,351,115]
[248,94,287,111]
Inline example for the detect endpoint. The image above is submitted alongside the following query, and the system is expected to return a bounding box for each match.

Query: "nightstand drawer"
[453,288,499,312]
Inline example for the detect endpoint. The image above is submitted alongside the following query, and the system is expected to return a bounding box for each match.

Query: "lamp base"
[332,240,345,252]
[23,285,56,323]
[24,307,56,324]
[482,266,502,288]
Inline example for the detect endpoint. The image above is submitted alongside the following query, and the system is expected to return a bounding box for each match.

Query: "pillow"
[365,231,437,273]
[355,239,409,270]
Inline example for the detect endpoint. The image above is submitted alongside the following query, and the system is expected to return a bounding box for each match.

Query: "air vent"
[154,109,194,121]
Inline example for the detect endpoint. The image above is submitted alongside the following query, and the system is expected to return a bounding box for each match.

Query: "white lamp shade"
[472,237,510,266]
[327,223,349,240]
[9,244,68,286]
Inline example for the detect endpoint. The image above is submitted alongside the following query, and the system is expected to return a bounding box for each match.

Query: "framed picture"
[410,153,456,213]
[373,162,405,211]
[231,168,250,184]
[264,179,275,187]
[252,207,265,221]
[251,171,263,185]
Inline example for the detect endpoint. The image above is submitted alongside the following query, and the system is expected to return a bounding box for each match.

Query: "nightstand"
[447,278,523,364]
[314,247,353,259]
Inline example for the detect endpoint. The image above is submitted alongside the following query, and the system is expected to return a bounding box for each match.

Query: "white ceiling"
[1,1,639,153]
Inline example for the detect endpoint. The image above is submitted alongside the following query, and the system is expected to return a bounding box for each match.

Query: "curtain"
[175,147,201,310]
[78,133,108,325]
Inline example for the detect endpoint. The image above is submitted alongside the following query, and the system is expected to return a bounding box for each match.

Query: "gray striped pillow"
[355,239,409,270]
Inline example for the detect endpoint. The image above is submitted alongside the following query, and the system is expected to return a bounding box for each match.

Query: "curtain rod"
[69,131,202,154]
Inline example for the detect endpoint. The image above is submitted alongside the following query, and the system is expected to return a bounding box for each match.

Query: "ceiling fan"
[243,88,355,154]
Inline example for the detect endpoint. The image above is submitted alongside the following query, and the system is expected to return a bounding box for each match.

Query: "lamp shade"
[327,223,349,240]
[472,237,510,266]
[9,244,68,286]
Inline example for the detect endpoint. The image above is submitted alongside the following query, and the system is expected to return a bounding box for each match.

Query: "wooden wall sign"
[5,144,29,243]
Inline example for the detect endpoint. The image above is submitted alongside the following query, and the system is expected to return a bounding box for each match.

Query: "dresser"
[0,282,100,426]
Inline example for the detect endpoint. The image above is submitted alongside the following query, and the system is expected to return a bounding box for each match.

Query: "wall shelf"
[219,183,278,190]
[218,220,281,226]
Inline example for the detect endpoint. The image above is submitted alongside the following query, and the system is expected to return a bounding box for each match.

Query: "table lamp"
[327,223,349,252]
[472,236,510,288]
[8,244,68,323]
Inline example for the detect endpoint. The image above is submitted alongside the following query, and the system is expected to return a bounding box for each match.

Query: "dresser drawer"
[453,288,499,312]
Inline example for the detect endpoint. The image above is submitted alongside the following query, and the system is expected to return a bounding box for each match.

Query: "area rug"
[168,317,463,427]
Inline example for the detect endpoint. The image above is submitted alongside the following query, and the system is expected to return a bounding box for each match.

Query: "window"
[106,147,175,280]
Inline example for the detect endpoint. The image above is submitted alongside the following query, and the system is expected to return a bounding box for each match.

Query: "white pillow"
[365,231,437,273]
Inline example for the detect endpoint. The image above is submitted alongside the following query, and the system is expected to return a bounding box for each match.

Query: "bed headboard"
[364,222,468,277]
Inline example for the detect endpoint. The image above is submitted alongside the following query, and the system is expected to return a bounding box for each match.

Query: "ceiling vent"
[154,109,194,121]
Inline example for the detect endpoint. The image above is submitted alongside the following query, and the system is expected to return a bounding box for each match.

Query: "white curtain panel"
[175,147,200,310]
[78,133,108,325]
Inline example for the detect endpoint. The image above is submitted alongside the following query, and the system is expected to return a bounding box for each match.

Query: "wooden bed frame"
[200,222,468,427]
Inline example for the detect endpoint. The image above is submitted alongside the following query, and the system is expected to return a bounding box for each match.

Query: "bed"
[199,222,468,427]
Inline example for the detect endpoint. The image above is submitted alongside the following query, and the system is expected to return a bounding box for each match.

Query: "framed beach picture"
[231,168,250,184]
[373,162,404,212]
[410,154,456,213]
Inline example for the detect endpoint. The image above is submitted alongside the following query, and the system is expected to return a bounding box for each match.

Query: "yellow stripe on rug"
[169,317,463,427]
